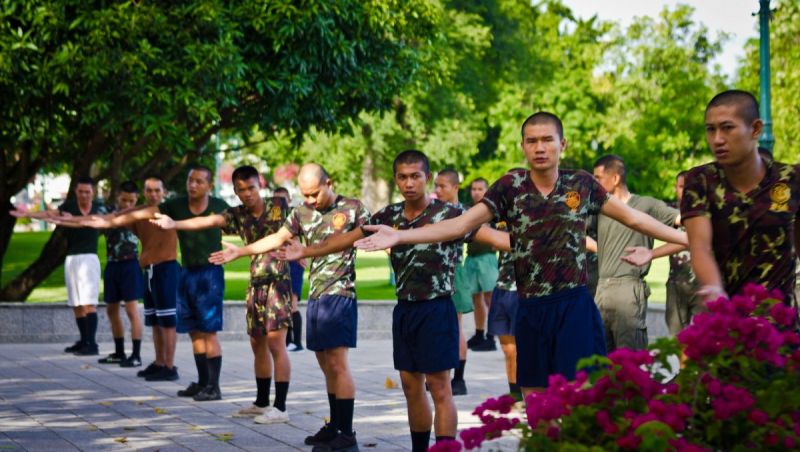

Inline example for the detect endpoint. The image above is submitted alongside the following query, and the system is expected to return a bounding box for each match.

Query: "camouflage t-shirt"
[681,160,800,297]
[666,203,696,286]
[494,220,517,291]
[104,205,139,262]
[284,195,370,300]
[481,168,609,299]
[369,199,475,301]
[222,197,290,285]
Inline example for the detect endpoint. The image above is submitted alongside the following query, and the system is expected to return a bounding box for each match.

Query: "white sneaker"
[232,404,266,418]
[254,406,290,424]
[286,343,303,352]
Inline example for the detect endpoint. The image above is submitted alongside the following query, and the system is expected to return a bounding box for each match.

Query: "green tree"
[1,0,441,300]
[737,0,800,163]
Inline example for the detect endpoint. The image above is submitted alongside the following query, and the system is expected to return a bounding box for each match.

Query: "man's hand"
[79,215,113,229]
[353,225,399,251]
[277,239,306,261]
[9,208,31,218]
[697,285,728,304]
[620,246,654,267]
[209,241,242,265]
[150,212,176,230]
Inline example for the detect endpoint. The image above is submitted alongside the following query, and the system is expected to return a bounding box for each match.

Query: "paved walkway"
[0,339,510,451]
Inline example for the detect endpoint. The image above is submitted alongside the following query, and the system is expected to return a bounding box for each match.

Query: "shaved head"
[298,163,330,186]
[437,168,460,186]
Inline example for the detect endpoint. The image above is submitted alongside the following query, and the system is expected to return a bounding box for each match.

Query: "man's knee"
[425,372,452,404]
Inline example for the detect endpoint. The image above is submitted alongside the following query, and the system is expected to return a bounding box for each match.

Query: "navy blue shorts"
[103,259,145,303]
[177,264,224,333]
[142,260,179,328]
[289,261,305,297]
[516,286,606,388]
[393,296,459,373]
[306,295,357,351]
[487,288,519,337]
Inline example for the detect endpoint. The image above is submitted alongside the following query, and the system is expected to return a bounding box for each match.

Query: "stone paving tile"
[1,339,510,450]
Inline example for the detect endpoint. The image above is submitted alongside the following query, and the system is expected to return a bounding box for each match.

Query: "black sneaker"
[64,341,83,353]
[137,362,162,378]
[471,337,497,352]
[312,432,358,451]
[74,343,99,356]
[177,382,203,397]
[305,423,339,446]
[98,353,126,364]
[192,385,222,401]
[451,379,467,396]
[119,356,142,368]
[145,366,179,381]
[466,333,483,348]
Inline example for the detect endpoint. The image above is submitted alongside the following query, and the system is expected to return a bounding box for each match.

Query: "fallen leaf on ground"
[363,442,378,447]
[113,437,128,444]
[385,377,399,389]
[123,427,136,431]
[154,407,167,414]
[214,432,234,442]
[98,401,112,406]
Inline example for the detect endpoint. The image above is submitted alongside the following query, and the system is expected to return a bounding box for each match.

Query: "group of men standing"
[10,89,799,452]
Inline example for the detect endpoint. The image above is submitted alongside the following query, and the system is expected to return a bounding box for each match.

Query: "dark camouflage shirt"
[481,168,609,298]
[369,199,475,301]
[105,205,139,262]
[681,160,800,297]
[666,203,696,286]
[222,197,290,285]
[495,221,517,291]
[284,195,370,300]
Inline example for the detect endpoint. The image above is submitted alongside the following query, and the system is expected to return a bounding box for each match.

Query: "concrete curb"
[0,300,670,343]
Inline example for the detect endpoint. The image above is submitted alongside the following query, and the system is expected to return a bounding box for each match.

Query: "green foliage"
[737,0,800,163]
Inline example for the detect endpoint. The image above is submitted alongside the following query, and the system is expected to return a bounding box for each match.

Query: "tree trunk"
[0,226,67,302]
[0,201,17,285]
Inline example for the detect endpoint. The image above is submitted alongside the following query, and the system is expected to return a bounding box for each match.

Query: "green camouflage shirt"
[667,202,696,286]
[284,195,370,300]
[681,160,800,297]
[481,168,609,299]
[494,221,517,291]
[369,199,475,302]
[104,205,139,262]
[222,197,290,285]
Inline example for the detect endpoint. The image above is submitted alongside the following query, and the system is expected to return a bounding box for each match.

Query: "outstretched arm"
[285,228,365,259]
[151,212,226,231]
[683,216,726,302]
[600,197,688,246]
[9,208,59,219]
[475,226,511,252]
[208,226,294,264]
[355,203,494,251]
[621,242,687,267]
[585,236,597,253]
[77,205,158,229]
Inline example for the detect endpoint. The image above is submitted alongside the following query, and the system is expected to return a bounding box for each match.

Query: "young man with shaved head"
[355,112,688,397]
[681,90,800,304]
[210,163,369,451]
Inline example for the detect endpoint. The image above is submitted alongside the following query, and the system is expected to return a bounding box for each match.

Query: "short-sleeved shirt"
[369,199,475,302]
[159,196,229,268]
[666,202,696,285]
[58,200,107,256]
[495,220,516,291]
[284,195,370,300]
[481,168,609,299]
[222,197,290,285]
[597,194,678,279]
[680,160,800,297]
[104,205,139,262]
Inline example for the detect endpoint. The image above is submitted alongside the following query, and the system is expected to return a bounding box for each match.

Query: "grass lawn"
[1,231,669,303]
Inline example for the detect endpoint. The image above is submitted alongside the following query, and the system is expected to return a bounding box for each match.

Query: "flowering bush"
[432,284,800,451]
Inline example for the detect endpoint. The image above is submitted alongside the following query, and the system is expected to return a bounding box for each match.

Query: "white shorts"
[65,254,100,307]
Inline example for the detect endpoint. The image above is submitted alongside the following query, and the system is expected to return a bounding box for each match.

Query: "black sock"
[292,311,303,345]
[410,430,431,452]
[255,377,271,407]
[436,436,455,442]
[273,381,289,412]
[194,353,209,387]
[132,339,141,359]
[76,317,87,344]
[335,398,354,435]
[85,313,98,345]
[207,356,222,387]
[509,382,520,395]
[328,393,337,427]
[476,329,485,340]
[453,360,466,382]
[114,337,125,356]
